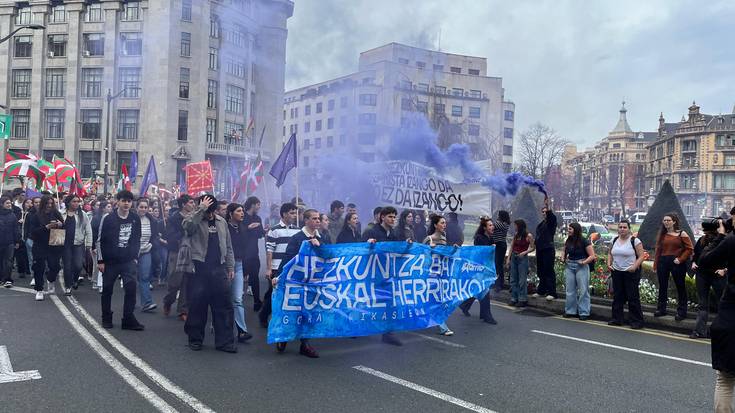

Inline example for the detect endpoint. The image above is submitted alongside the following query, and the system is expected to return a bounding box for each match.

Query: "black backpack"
[610,235,639,273]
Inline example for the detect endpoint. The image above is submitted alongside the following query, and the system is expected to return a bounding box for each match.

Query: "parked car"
[602,215,615,224]
[579,222,614,245]
[630,212,647,224]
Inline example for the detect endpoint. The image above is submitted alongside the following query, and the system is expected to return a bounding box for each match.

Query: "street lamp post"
[103,88,128,194]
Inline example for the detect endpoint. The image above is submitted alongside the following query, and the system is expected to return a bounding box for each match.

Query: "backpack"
[611,235,639,273]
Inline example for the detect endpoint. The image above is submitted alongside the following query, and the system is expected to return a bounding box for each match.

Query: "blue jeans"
[509,253,529,303]
[231,260,248,333]
[137,252,153,307]
[564,262,591,316]
[25,239,33,271]
[158,246,169,283]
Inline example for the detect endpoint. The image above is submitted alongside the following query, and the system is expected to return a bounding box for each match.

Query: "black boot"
[102,312,113,329]
[121,315,145,331]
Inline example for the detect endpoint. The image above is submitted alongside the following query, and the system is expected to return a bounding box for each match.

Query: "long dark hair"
[656,212,681,249]
[497,210,510,225]
[342,212,358,233]
[427,214,445,236]
[37,195,56,223]
[513,219,527,240]
[475,217,493,238]
[397,210,413,237]
[94,200,109,219]
[565,222,583,248]
[226,203,243,222]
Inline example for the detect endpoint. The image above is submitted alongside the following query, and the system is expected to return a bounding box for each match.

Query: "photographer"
[697,219,735,411]
[690,218,727,339]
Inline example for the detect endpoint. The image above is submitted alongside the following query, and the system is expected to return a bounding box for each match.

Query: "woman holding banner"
[458,217,498,324]
[397,210,415,242]
[336,213,361,244]
[423,214,455,336]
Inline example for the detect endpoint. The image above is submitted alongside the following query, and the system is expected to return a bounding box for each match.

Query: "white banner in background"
[370,161,491,216]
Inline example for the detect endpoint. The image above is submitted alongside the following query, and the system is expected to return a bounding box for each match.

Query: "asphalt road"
[0,277,716,413]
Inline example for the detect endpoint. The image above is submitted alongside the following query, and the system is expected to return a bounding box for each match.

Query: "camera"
[702,217,722,232]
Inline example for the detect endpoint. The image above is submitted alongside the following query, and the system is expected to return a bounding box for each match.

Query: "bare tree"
[516,123,569,179]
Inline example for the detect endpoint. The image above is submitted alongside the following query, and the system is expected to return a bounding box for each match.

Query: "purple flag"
[139,155,158,197]
[269,133,297,187]
[130,152,138,183]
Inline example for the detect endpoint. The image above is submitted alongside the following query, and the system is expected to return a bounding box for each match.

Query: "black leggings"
[656,255,688,315]
[494,242,507,289]
[32,246,62,292]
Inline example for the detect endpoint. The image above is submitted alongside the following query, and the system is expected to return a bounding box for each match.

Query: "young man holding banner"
[261,203,299,328]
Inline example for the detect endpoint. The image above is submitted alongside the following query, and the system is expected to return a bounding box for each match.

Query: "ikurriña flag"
[185,161,214,195]
[269,133,297,187]
[3,150,45,188]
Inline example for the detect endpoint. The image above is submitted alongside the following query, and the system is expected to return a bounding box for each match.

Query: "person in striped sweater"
[259,202,299,328]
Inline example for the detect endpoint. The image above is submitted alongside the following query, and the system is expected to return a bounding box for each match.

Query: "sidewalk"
[492,289,699,334]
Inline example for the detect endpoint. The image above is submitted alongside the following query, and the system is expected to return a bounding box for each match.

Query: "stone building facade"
[0,0,292,191]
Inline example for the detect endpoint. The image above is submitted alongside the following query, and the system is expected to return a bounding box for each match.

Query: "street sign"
[0,345,41,384]
[0,114,12,139]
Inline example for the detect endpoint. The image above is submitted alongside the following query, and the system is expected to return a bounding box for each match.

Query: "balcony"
[678,162,699,171]
[711,164,735,171]
[205,142,268,160]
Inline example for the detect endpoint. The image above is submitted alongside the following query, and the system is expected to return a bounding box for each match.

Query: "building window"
[182,0,192,21]
[315,120,322,131]
[504,127,513,139]
[433,64,444,71]
[207,80,218,109]
[120,32,142,56]
[210,15,220,38]
[452,88,464,97]
[469,107,481,118]
[304,105,311,115]
[358,113,377,125]
[358,94,377,106]
[15,7,31,25]
[226,57,246,78]
[314,137,322,149]
[682,140,697,152]
[180,32,191,57]
[468,124,480,136]
[681,174,697,189]
[401,98,412,111]
[11,109,29,139]
[179,68,190,99]
[303,156,309,167]
[340,96,348,108]
[209,48,219,70]
[83,33,105,56]
[327,99,334,111]
[118,67,141,98]
[450,66,461,74]
[713,174,735,190]
[45,69,66,98]
[225,85,245,113]
[504,110,514,121]
[79,151,100,179]
[14,36,32,58]
[206,118,217,143]
[416,101,428,113]
[45,109,65,139]
[80,109,101,140]
[327,136,333,147]
[224,122,243,140]
[79,68,102,98]
[85,3,103,22]
[121,2,141,21]
[469,89,482,99]
[11,70,31,98]
[303,139,310,150]
[398,57,409,64]
[226,25,246,46]
[43,150,64,163]
[316,102,322,113]
[339,134,346,145]
[417,83,429,93]
[48,35,67,57]
[416,61,426,69]
[503,145,513,156]
[117,110,139,140]
[303,122,310,133]
[434,85,446,95]
[451,105,462,117]
[468,69,480,76]
[327,118,334,129]
[358,133,375,145]
[433,103,445,114]
[178,111,188,141]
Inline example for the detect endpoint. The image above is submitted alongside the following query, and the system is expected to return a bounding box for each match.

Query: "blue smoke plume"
[388,113,547,198]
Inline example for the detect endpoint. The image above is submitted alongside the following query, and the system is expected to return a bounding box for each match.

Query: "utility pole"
[103,88,127,194]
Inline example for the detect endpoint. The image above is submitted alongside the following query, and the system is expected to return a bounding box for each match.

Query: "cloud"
[285,0,735,147]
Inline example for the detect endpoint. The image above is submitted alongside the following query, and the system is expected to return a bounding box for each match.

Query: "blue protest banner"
[267,241,496,343]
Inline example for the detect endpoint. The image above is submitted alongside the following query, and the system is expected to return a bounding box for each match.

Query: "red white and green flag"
[36,159,58,192]
[52,156,76,184]
[246,153,264,196]
[3,150,45,189]
[117,162,132,192]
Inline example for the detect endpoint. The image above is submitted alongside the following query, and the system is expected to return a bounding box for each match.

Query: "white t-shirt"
[611,236,642,271]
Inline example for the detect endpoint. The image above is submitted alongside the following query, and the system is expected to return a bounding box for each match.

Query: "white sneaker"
[46,282,56,294]
[246,286,253,296]
[531,293,540,298]
[64,288,72,296]
[545,295,555,301]
[92,281,98,289]
[30,278,35,286]
[4,281,12,288]
[35,291,44,301]
[440,329,454,336]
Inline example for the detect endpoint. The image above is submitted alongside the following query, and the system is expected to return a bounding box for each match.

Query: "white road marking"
[65,296,215,413]
[409,333,467,348]
[0,346,41,384]
[48,295,177,412]
[531,330,711,367]
[8,286,37,294]
[353,365,497,413]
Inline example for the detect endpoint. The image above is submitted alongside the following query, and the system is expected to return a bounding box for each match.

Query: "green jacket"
[183,207,235,272]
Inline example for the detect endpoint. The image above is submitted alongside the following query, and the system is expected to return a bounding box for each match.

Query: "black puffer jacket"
[699,233,735,374]
[0,208,20,246]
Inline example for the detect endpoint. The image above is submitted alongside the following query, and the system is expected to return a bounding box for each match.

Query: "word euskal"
[267,242,496,343]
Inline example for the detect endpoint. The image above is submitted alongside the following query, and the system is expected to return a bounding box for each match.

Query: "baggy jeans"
[509,253,529,303]
[564,262,590,316]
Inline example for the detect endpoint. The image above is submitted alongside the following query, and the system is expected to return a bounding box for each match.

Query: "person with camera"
[690,218,728,339]
[698,219,735,412]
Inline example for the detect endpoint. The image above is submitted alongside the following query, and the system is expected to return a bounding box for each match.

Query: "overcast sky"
[284,0,735,148]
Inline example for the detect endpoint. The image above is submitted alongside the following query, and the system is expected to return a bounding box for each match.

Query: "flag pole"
[295,133,299,228]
